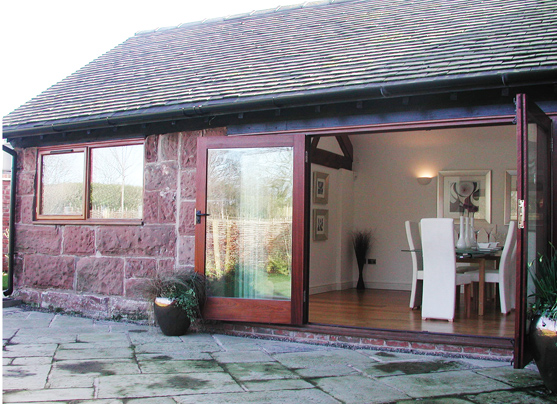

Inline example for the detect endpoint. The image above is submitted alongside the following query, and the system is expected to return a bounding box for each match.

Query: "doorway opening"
[307,124,517,339]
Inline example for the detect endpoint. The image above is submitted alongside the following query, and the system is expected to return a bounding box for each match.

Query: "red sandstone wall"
[12,128,225,319]
[2,177,10,272]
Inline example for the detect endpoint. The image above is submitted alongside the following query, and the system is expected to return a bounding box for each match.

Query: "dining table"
[402,248,501,316]
[456,249,501,316]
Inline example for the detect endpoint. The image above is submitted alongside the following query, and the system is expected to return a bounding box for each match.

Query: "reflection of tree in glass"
[205,147,293,299]
[91,145,143,218]
[41,153,85,215]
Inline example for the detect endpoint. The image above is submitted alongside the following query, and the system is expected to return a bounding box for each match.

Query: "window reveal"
[36,141,144,221]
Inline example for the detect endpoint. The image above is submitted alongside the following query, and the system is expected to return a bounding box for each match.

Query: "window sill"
[31,219,144,226]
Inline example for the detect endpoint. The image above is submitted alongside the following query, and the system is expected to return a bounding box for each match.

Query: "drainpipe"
[3,145,16,296]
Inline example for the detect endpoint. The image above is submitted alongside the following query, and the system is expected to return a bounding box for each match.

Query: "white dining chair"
[468,221,517,314]
[421,218,472,321]
[405,221,424,309]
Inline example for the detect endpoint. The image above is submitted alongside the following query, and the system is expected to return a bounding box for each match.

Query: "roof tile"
[3,0,557,130]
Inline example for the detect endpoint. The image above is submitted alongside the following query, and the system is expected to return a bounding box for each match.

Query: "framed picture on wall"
[313,171,329,204]
[437,170,492,223]
[504,170,517,225]
[313,209,328,241]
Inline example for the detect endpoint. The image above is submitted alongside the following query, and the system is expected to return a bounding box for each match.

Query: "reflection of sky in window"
[92,145,144,186]
[43,152,85,185]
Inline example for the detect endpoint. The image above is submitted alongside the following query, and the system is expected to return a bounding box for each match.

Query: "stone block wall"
[3,176,10,272]
[11,128,225,319]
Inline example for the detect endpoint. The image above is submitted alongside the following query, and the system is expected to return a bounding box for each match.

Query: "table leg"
[478,259,485,316]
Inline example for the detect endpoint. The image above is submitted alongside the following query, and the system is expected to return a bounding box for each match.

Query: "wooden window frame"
[35,138,144,225]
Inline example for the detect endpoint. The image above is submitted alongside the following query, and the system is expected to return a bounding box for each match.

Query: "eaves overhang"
[3,68,557,140]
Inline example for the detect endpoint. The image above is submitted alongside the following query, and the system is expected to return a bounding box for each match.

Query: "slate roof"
[3,0,557,136]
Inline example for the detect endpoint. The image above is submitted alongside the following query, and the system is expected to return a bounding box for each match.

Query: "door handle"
[195,210,210,224]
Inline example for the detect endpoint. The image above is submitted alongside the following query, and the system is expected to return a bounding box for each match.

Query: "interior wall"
[309,136,355,294]
[350,125,517,291]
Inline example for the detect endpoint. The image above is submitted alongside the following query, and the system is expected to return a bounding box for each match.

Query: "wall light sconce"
[417,176,433,185]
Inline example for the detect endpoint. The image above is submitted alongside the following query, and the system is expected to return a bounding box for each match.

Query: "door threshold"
[205,321,514,362]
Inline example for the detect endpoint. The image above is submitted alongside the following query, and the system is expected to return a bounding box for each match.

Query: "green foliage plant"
[529,244,557,320]
[141,269,207,324]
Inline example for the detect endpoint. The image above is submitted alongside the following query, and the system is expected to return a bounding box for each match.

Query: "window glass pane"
[205,147,293,300]
[90,144,144,219]
[40,152,85,215]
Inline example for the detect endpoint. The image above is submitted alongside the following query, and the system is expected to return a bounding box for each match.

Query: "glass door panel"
[515,94,552,368]
[195,134,307,325]
[205,147,293,300]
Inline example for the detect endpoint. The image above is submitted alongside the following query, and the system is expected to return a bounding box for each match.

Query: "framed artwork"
[437,170,491,223]
[504,170,517,225]
[313,171,329,204]
[313,209,328,241]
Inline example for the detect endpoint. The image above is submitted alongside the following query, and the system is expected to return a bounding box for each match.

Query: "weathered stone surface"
[143,191,159,223]
[109,296,149,319]
[144,161,178,191]
[124,278,150,299]
[17,147,37,172]
[16,170,35,196]
[180,169,196,200]
[13,288,41,305]
[126,258,157,278]
[41,291,110,315]
[178,236,195,266]
[159,191,176,223]
[15,195,34,224]
[145,135,158,163]
[204,127,227,137]
[76,257,125,296]
[180,131,202,168]
[16,225,61,254]
[97,226,176,257]
[158,259,175,275]
[179,201,195,235]
[160,133,179,161]
[63,226,95,255]
[24,255,75,290]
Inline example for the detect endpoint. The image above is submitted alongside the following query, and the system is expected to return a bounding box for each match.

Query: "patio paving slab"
[3,343,58,358]
[138,359,223,374]
[2,306,554,403]
[50,358,141,377]
[212,350,275,364]
[3,364,51,390]
[54,346,134,360]
[310,374,410,403]
[224,361,299,381]
[379,369,513,398]
[474,366,546,388]
[467,389,557,403]
[172,389,342,403]
[2,387,94,403]
[241,378,315,392]
[361,358,476,377]
[96,372,243,399]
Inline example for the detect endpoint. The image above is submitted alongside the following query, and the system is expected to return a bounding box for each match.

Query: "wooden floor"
[308,289,515,338]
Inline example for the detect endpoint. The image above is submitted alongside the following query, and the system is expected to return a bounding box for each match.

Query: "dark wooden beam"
[336,135,354,161]
[312,148,352,170]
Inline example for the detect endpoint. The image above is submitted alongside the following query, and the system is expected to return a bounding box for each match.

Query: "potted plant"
[528,244,557,393]
[351,230,373,291]
[141,269,207,336]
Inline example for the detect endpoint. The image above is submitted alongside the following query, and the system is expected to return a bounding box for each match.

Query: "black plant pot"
[530,316,557,393]
[153,302,191,336]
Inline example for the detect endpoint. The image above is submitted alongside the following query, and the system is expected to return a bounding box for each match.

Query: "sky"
[0,0,300,119]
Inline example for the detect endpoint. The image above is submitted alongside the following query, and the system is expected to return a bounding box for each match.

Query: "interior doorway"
[307,124,517,338]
